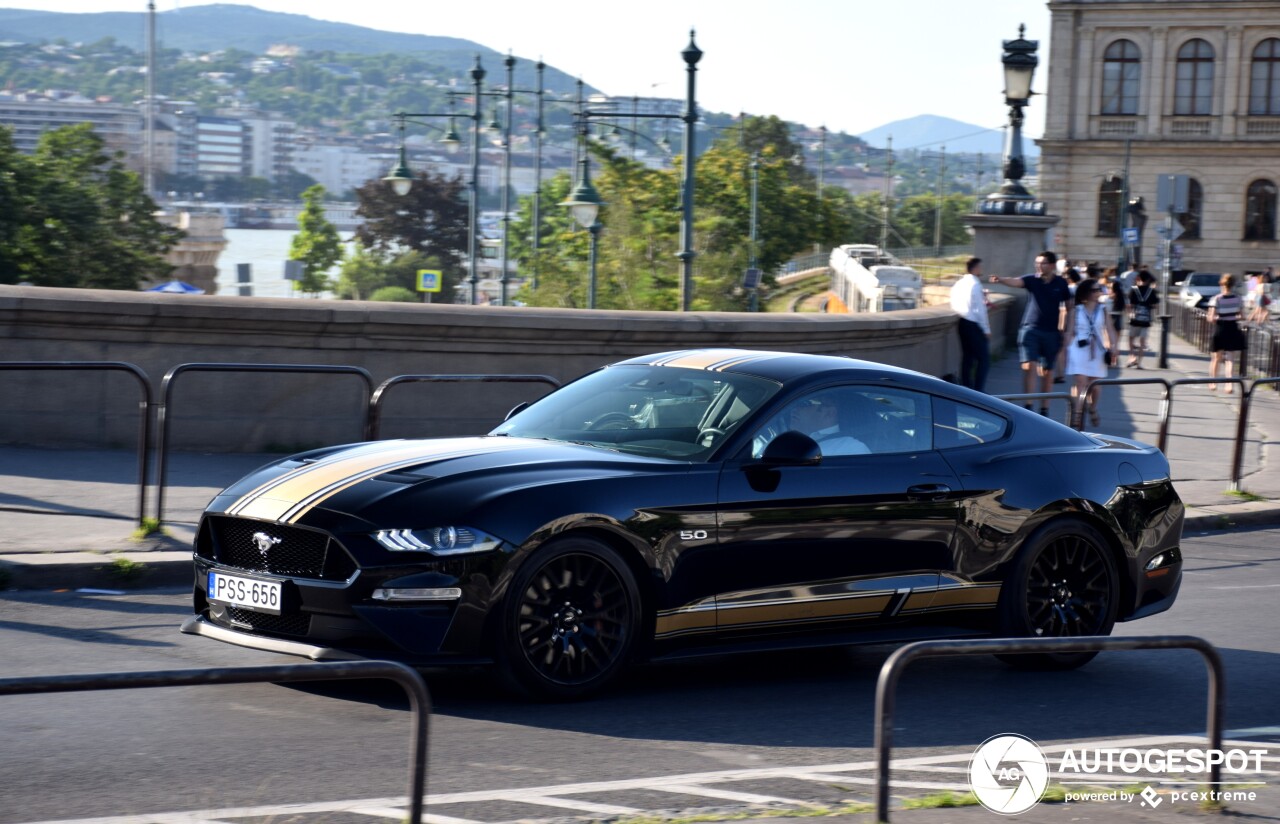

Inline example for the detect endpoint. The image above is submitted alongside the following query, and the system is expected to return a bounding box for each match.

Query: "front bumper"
[189,514,508,665]
[180,614,366,661]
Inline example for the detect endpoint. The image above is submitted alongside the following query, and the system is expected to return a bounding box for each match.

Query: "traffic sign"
[742,267,762,290]
[1122,228,1139,245]
[416,269,442,293]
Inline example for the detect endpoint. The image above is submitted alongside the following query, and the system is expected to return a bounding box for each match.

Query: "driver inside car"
[753,391,871,458]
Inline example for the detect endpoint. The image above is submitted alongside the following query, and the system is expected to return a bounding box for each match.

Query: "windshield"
[490,364,782,461]
[1189,274,1219,286]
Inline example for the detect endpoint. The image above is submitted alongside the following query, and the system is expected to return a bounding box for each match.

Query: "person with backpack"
[1126,270,1160,368]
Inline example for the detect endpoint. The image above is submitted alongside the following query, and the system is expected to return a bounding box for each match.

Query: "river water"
[215,228,355,299]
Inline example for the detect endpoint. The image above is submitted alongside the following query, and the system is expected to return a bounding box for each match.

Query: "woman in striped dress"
[1207,273,1245,393]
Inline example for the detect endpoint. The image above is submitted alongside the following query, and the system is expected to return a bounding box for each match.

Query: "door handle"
[907,483,952,502]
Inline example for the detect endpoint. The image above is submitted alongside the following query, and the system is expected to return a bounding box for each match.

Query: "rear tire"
[495,537,641,699]
[994,518,1119,670]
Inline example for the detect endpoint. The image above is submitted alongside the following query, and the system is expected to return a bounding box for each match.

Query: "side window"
[750,386,934,458]
[933,397,1009,449]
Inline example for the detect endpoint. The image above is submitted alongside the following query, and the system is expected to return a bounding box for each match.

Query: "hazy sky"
[11,0,1053,144]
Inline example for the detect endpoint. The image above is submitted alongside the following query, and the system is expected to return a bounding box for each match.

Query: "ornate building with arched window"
[1038,0,1280,275]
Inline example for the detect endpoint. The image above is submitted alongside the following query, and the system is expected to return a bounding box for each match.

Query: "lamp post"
[531,60,545,291]
[748,152,761,312]
[979,24,1041,216]
[679,30,701,311]
[562,109,604,308]
[570,31,701,310]
[383,55,486,306]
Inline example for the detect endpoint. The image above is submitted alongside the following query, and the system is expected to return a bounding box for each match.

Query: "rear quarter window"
[932,397,1008,449]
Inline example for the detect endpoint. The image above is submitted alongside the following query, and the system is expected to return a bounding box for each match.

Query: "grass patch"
[901,791,978,809]
[130,517,167,540]
[1224,489,1265,502]
[615,804,874,824]
[106,556,149,582]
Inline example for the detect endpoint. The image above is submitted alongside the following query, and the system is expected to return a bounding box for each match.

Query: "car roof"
[613,348,929,384]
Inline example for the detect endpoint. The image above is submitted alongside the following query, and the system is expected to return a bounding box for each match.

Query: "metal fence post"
[0,661,431,823]
[873,635,1225,823]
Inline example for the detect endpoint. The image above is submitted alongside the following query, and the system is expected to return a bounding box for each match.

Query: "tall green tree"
[289,184,342,295]
[0,124,181,289]
[353,170,468,263]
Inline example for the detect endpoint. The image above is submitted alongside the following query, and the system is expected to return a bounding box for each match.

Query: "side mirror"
[751,430,822,468]
[504,401,530,422]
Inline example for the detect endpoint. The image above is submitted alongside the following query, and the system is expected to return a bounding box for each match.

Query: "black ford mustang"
[183,349,1184,698]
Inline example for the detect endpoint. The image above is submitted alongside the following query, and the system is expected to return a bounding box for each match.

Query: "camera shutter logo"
[968,734,1050,815]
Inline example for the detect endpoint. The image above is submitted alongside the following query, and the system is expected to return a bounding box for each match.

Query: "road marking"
[649,785,805,804]
[510,797,642,815]
[14,734,1276,824]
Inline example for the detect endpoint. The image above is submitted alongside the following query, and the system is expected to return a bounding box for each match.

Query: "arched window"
[1245,180,1277,240]
[1175,39,1215,115]
[1097,176,1124,237]
[1178,178,1203,240]
[1101,40,1141,115]
[1250,39,1280,115]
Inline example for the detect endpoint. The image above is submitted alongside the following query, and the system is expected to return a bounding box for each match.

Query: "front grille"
[225,606,311,636]
[207,516,357,581]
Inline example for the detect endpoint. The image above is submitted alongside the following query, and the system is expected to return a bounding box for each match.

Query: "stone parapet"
[0,285,974,451]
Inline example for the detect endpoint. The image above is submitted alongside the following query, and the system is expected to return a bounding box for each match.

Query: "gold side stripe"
[718,594,893,627]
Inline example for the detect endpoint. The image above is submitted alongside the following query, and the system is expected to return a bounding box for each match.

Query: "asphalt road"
[1,527,1278,824]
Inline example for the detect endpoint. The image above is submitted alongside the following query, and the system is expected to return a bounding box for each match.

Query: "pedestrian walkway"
[1,330,1279,589]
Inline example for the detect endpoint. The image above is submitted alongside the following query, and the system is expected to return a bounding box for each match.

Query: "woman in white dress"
[1065,278,1118,428]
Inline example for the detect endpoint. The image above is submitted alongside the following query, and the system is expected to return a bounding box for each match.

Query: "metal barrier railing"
[0,361,153,525]
[0,660,431,823]
[1069,377,1172,448]
[992,391,1074,426]
[873,635,1225,823]
[368,374,562,440]
[154,363,375,526]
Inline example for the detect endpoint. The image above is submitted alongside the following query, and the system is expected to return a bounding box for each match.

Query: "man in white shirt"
[950,257,991,392]
[789,395,870,456]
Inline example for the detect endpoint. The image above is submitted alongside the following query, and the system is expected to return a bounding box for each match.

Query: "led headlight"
[373,527,501,556]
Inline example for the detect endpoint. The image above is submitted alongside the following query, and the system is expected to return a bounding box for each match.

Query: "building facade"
[0,93,141,165]
[1039,0,1280,274]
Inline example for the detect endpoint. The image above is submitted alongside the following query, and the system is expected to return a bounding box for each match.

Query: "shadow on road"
[285,642,1280,750]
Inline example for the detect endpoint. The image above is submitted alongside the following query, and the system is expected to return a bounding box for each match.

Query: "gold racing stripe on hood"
[226,440,425,517]
[230,439,523,523]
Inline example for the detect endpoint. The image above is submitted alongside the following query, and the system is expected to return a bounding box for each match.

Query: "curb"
[0,551,192,592]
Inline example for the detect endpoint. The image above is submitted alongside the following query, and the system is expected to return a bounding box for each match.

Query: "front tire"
[995,518,1120,670]
[496,537,642,699]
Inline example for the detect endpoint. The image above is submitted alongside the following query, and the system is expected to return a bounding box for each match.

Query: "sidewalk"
[1,330,1279,590]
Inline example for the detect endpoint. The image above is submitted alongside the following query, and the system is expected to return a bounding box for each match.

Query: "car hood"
[207,436,685,525]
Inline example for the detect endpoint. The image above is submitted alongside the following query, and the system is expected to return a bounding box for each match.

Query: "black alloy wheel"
[497,537,641,699]
[996,518,1120,670]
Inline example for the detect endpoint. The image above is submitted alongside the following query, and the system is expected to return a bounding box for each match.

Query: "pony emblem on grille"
[251,531,282,563]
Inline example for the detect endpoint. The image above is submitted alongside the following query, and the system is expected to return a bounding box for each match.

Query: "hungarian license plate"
[207,571,282,615]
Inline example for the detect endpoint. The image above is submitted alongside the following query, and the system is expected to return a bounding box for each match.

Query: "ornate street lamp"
[980,24,1041,215]
[567,31,700,310]
[562,113,605,307]
[383,55,487,305]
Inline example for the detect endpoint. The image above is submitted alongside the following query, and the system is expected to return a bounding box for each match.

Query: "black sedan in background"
[183,349,1184,698]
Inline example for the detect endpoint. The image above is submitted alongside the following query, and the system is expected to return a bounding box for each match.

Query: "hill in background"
[858,114,1037,158]
[0,4,578,92]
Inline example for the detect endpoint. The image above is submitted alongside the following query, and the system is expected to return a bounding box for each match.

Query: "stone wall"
[0,285,1005,452]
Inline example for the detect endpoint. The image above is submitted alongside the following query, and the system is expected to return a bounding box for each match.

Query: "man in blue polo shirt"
[990,251,1071,415]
